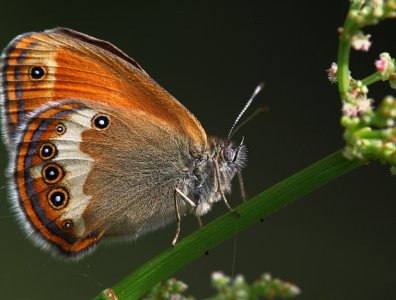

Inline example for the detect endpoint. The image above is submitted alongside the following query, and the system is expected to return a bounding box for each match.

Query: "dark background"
[0,1,395,299]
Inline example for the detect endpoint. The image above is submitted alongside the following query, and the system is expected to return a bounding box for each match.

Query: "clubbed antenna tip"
[227,82,265,140]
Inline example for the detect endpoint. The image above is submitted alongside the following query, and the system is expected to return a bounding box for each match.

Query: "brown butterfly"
[0,28,260,259]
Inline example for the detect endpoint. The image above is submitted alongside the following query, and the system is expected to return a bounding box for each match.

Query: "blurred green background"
[0,1,396,299]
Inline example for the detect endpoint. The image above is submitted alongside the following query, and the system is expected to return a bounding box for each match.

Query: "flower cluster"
[143,272,301,300]
[348,0,396,26]
[342,99,373,117]
[332,0,396,170]
[211,271,301,299]
[144,278,191,300]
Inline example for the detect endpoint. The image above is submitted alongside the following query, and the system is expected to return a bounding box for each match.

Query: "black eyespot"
[48,188,69,209]
[42,164,64,184]
[92,114,111,130]
[30,66,45,80]
[39,143,57,160]
[56,123,66,135]
[63,220,73,230]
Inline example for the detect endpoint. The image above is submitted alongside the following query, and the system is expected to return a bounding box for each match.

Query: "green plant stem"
[355,128,390,139]
[337,1,361,100]
[337,35,352,98]
[362,72,383,86]
[92,150,362,300]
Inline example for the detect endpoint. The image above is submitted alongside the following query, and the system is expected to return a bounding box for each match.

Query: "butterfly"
[0,28,260,260]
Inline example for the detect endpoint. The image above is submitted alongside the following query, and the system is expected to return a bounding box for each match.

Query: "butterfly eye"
[42,163,64,184]
[30,66,46,80]
[47,187,69,209]
[92,114,111,130]
[39,143,57,160]
[222,146,236,162]
[62,220,73,230]
[55,123,66,135]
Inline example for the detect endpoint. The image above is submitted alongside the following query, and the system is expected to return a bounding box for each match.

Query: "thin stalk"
[337,1,361,100]
[361,71,383,86]
[355,128,390,139]
[92,149,362,300]
[337,35,352,98]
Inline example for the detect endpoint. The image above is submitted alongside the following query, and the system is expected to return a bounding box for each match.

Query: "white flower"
[342,103,359,117]
[356,97,373,113]
[373,0,384,17]
[327,62,338,83]
[351,33,371,51]
[212,271,225,281]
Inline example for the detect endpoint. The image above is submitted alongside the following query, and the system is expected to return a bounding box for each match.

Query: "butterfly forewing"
[0,28,207,151]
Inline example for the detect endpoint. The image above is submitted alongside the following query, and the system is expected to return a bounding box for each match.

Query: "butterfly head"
[217,137,247,170]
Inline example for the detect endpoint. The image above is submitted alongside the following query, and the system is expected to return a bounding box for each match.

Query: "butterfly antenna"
[227,82,265,140]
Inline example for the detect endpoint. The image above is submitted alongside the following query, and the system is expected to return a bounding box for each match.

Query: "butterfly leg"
[172,188,197,246]
[237,171,247,202]
[214,160,240,217]
[172,190,182,247]
[196,215,203,228]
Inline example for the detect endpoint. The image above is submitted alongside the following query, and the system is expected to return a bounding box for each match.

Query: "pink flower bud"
[375,58,388,73]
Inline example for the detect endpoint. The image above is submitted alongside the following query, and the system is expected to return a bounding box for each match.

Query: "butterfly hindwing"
[11,100,193,258]
[12,101,104,257]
